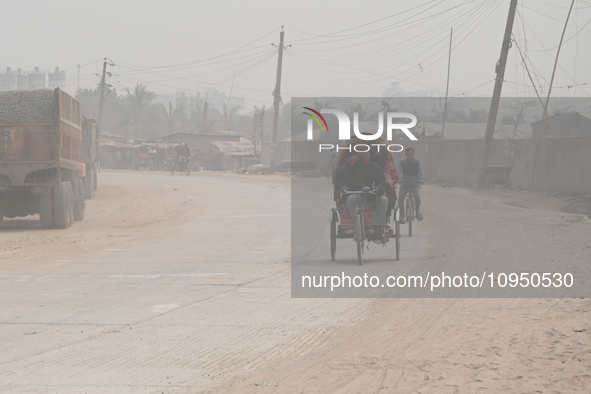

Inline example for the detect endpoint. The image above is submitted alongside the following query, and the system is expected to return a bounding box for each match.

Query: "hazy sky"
[2,0,590,112]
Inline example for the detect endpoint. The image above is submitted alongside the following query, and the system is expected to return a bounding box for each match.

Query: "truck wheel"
[73,179,85,221]
[66,182,74,227]
[54,181,74,229]
[85,166,94,199]
[93,167,97,192]
[39,189,54,229]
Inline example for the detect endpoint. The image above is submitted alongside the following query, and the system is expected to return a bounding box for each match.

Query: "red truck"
[0,88,88,228]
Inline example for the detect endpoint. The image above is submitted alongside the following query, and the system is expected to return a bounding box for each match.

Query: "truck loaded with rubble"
[0,88,91,228]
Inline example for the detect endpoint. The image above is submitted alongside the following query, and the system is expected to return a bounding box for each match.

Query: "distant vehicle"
[0,88,88,228]
[132,145,153,171]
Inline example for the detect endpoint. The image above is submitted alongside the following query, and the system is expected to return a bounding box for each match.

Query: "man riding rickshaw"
[332,136,399,230]
[172,143,192,175]
[330,136,401,263]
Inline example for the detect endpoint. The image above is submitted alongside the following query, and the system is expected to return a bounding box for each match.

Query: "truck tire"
[39,189,54,229]
[66,182,74,227]
[54,181,74,229]
[85,165,94,199]
[93,166,97,193]
[73,179,85,221]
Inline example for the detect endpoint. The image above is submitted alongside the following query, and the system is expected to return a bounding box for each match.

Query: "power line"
[520,4,591,34]
[287,0,475,46]
[112,28,280,71]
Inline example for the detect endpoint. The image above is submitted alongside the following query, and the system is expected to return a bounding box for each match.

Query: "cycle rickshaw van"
[329,136,401,264]
[132,145,153,171]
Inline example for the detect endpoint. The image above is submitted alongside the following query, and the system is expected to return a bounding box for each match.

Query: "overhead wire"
[111,27,280,71]
[520,3,591,34]
[283,0,502,92]
[110,49,277,92]
[112,48,276,78]
[397,0,503,94]
[518,5,591,97]
[285,1,485,71]
[284,0,443,40]
[63,59,104,72]
[75,0,591,107]
[286,0,475,47]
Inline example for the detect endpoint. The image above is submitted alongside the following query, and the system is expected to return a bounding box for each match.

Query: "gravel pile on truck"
[0,88,88,228]
[0,90,56,123]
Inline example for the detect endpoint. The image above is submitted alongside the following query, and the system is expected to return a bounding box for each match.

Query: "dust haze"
[1,1,591,393]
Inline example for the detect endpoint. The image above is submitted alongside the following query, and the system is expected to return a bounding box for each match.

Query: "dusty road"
[1,170,590,393]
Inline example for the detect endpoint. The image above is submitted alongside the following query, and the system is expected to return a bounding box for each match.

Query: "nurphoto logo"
[303,108,418,152]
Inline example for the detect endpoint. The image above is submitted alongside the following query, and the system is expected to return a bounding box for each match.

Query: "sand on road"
[0,170,589,393]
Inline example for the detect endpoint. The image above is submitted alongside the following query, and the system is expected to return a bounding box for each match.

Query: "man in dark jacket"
[174,143,192,172]
[398,147,424,223]
[334,151,389,229]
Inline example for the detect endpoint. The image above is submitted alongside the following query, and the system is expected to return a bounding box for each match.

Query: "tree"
[124,84,158,139]
[76,84,126,135]
[496,100,535,139]
[469,109,488,123]
[222,102,241,131]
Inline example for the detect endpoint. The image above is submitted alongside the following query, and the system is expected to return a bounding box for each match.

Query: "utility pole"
[253,109,264,156]
[532,0,575,188]
[476,0,518,190]
[271,27,285,168]
[441,27,453,138]
[97,58,114,136]
[542,0,575,119]
[77,64,80,91]
[97,59,108,136]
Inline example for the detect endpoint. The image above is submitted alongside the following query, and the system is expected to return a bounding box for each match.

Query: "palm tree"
[313,100,331,110]
[222,103,241,130]
[125,84,157,139]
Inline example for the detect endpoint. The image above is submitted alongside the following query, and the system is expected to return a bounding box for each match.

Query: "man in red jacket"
[334,150,389,230]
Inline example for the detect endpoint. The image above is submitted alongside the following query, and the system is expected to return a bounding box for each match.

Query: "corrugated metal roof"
[531,112,591,125]
[100,141,141,149]
[211,141,255,156]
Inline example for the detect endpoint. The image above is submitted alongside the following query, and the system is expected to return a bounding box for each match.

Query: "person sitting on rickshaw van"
[334,150,389,229]
[174,143,192,170]
[398,147,424,224]
[370,148,398,230]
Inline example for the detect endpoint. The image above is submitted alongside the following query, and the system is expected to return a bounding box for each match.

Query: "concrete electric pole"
[475,0,518,190]
[97,59,108,136]
[441,27,453,138]
[97,58,114,136]
[270,28,285,168]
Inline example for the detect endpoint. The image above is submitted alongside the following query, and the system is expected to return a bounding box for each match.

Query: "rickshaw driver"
[173,143,192,171]
[334,150,389,233]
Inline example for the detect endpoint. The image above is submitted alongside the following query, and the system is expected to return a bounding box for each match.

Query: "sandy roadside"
[218,180,591,394]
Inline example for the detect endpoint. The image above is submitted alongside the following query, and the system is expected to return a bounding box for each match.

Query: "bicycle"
[405,188,416,237]
[171,156,191,176]
[330,187,400,264]
[350,189,371,265]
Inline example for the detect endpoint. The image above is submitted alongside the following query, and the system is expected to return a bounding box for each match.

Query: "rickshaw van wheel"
[330,220,336,261]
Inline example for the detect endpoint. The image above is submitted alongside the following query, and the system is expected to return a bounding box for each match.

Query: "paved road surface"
[0,170,589,393]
